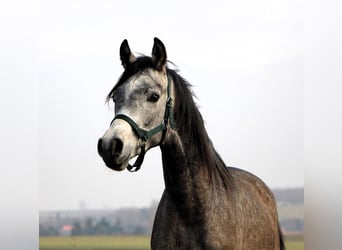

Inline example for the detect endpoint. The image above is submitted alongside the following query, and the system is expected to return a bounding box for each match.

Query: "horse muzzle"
[97,137,130,171]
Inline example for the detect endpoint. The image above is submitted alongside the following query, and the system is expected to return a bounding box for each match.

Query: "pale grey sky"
[36,0,305,211]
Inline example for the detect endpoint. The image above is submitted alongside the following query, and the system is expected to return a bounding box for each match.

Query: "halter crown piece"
[111,74,176,172]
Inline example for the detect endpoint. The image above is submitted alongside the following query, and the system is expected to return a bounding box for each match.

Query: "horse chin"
[104,159,129,172]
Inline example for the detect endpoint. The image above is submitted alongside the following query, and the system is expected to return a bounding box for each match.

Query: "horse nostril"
[112,138,123,157]
[98,137,124,159]
[97,138,104,156]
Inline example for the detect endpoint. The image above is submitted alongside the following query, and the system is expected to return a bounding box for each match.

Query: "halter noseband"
[111,74,176,172]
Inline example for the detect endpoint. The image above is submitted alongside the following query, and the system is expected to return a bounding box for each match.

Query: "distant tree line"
[273,188,304,204]
[39,216,149,236]
[280,218,304,232]
[71,217,124,236]
[39,202,158,237]
[39,190,304,237]
[40,215,304,237]
[39,224,59,236]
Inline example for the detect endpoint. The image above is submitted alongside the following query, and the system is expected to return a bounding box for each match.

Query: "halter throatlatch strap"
[112,74,175,172]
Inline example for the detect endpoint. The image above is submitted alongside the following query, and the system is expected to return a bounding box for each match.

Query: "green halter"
[111,74,176,172]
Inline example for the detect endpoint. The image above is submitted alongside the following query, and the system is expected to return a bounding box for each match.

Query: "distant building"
[59,225,74,236]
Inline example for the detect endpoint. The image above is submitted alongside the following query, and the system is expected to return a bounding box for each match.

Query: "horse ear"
[152,37,167,71]
[120,39,136,69]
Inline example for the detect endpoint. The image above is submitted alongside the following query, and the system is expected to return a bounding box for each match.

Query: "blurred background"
[9,0,342,249]
[36,1,305,246]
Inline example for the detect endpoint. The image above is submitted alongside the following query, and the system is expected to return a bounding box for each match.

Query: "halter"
[111,74,176,172]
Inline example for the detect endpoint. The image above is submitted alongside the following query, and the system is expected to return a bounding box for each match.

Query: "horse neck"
[160,123,221,221]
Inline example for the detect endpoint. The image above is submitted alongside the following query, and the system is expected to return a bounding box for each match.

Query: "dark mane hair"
[107,56,233,188]
[167,69,233,189]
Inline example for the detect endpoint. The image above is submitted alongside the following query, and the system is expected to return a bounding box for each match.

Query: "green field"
[39,235,304,250]
[39,236,150,250]
[285,234,304,250]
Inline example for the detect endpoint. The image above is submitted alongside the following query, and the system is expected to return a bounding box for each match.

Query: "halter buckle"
[138,138,146,148]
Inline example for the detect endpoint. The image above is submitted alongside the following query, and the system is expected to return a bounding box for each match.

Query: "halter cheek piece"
[111,74,176,172]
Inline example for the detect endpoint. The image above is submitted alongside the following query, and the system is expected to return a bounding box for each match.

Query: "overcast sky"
[4,0,305,212]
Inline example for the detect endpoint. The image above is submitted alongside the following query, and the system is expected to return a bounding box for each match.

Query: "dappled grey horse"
[97,38,285,250]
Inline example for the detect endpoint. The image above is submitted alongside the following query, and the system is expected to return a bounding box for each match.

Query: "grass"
[39,234,304,250]
[39,236,150,250]
[285,234,304,250]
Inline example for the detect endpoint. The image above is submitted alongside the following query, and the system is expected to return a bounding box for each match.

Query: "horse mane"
[106,56,233,189]
[167,69,233,189]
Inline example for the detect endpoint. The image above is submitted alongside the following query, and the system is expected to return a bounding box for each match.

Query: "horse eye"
[148,93,160,102]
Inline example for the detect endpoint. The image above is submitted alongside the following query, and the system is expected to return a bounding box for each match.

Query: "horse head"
[97,38,174,171]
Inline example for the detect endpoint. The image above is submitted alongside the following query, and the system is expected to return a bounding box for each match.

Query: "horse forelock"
[106,56,156,103]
